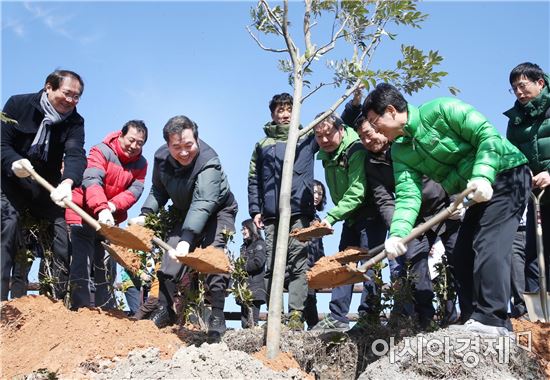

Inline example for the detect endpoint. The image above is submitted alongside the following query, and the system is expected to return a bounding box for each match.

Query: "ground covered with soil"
[1,295,549,379]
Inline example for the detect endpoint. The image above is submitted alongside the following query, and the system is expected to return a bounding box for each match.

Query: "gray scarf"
[27,91,70,161]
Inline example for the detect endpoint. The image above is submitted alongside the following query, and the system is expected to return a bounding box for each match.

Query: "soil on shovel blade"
[289,220,334,241]
[178,246,232,274]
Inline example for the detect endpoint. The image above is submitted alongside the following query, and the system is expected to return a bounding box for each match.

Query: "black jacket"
[1,90,86,193]
[240,238,267,303]
[365,148,450,232]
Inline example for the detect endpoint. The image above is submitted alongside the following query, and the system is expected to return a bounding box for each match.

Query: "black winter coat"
[1,90,86,194]
[240,238,267,303]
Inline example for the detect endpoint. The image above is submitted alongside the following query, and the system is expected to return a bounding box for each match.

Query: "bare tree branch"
[301,81,336,102]
[282,0,299,64]
[246,25,289,53]
[304,0,313,56]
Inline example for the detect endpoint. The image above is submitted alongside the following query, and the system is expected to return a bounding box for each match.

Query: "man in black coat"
[1,69,87,300]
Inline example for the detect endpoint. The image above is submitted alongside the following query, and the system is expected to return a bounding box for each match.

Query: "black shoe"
[207,313,227,343]
[150,306,175,328]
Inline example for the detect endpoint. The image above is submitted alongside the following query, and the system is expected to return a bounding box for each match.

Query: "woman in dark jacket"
[240,219,267,328]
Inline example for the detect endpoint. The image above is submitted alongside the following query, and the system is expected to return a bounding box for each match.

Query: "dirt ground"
[1,295,549,379]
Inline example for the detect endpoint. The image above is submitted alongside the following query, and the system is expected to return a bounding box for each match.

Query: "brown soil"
[289,220,334,242]
[126,224,156,251]
[512,318,550,378]
[307,258,366,289]
[178,246,232,274]
[332,246,371,264]
[99,223,151,252]
[102,242,142,275]
[0,295,183,378]
[252,346,313,379]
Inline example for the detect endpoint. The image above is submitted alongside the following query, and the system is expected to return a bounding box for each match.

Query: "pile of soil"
[289,220,334,241]
[512,318,550,378]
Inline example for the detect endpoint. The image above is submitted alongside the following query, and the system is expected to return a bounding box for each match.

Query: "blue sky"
[2,1,549,320]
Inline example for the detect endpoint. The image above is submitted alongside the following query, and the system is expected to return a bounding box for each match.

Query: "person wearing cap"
[66,120,148,310]
[362,83,530,336]
[1,69,87,300]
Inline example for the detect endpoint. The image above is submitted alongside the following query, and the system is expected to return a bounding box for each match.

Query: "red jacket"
[66,131,147,225]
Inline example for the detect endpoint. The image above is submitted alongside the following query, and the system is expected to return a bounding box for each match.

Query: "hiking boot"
[149,305,175,329]
[311,315,349,332]
[207,310,227,343]
[286,310,304,331]
[448,318,512,337]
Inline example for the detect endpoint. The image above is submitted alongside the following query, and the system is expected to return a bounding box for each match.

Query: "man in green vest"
[362,83,530,336]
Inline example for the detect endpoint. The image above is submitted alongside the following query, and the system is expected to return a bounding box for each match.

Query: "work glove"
[128,215,146,226]
[175,240,190,257]
[107,201,116,213]
[98,209,115,226]
[384,236,407,260]
[449,202,465,220]
[11,158,33,178]
[467,177,493,203]
[139,271,151,282]
[50,181,72,208]
[321,219,332,229]
[159,248,183,277]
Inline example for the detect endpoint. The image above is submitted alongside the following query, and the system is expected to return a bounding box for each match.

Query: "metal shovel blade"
[523,291,550,322]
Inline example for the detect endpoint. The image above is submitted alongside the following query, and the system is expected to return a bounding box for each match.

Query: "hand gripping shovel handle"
[21,161,102,231]
[357,187,474,274]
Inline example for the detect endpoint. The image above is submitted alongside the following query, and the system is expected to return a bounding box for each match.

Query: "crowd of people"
[1,62,549,341]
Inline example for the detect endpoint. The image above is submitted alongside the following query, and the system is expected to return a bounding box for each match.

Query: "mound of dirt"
[0,295,182,378]
[290,220,334,242]
[512,318,550,378]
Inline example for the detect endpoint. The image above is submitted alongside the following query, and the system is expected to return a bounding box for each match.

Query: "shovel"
[308,188,473,289]
[523,190,550,322]
[21,162,151,252]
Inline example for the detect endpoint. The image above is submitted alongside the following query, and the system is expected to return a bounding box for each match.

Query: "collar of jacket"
[316,126,359,162]
[394,103,418,145]
[504,74,550,125]
[29,89,84,127]
[263,121,291,140]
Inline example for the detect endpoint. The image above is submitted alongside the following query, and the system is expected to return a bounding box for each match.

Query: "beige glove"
[385,236,407,260]
[98,209,115,226]
[11,159,33,178]
[50,181,72,208]
[128,215,146,226]
[467,177,493,203]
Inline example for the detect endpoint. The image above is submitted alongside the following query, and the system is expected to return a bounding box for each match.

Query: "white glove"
[467,177,493,203]
[107,201,116,212]
[321,219,332,229]
[98,209,115,226]
[175,240,190,257]
[11,159,33,178]
[139,272,151,282]
[385,236,407,260]
[159,249,183,277]
[128,215,146,226]
[50,181,72,207]
[449,202,465,220]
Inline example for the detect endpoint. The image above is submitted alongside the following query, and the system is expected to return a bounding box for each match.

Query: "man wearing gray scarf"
[1,69,87,301]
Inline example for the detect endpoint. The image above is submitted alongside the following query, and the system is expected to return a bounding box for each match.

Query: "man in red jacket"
[67,120,148,310]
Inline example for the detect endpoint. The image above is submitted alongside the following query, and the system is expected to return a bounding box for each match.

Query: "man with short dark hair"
[67,120,148,310]
[129,115,237,341]
[505,62,550,296]
[1,69,87,300]
[362,83,530,336]
[247,93,318,330]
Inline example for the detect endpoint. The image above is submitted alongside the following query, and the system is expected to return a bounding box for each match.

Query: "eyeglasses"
[509,81,535,95]
[60,89,81,102]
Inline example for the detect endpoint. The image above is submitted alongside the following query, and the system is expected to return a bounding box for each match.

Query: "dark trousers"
[453,165,531,330]
[328,217,387,323]
[304,288,319,329]
[510,227,527,317]
[525,199,550,291]
[159,200,237,313]
[1,190,70,301]
[241,300,262,328]
[69,224,116,309]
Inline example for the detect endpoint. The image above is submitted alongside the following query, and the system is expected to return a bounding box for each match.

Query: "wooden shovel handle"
[21,161,102,231]
[358,187,475,273]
